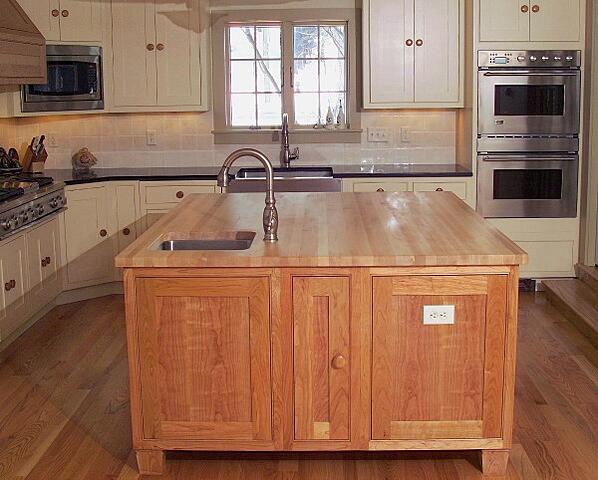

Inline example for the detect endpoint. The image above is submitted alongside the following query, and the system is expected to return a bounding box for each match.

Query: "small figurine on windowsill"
[72,147,98,174]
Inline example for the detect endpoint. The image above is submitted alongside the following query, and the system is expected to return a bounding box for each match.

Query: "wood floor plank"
[0,293,595,479]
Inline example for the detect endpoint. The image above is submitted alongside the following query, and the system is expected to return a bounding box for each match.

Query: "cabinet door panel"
[27,217,60,304]
[137,277,272,442]
[64,186,115,288]
[18,0,61,41]
[0,235,29,339]
[479,0,530,42]
[111,0,157,106]
[414,0,460,103]
[530,0,581,42]
[59,0,103,41]
[372,275,507,440]
[367,0,414,104]
[155,0,201,106]
[293,277,350,441]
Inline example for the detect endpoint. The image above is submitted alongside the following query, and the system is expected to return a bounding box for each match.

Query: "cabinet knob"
[435,187,444,192]
[405,39,414,47]
[123,227,131,236]
[156,43,165,51]
[176,191,184,199]
[41,258,47,267]
[146,43,155,51]
[521,4,529,13]
[4,280,15,291]
[376,188,385,193]
[61,9,69,17]
[100,229,108,237]
[415,39,423,47]
[52,9,60,17]
[46,256,51,265]
[332,354,347,370]
[531,4,540,12]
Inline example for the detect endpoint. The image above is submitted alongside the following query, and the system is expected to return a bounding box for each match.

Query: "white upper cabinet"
[479,0,582,43]
[363,0,464,108]
[110,0,204,109]
[18,0,103,42]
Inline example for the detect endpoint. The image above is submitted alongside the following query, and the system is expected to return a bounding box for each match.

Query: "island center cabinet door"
[371,275,507,441]
[136,276,272,443]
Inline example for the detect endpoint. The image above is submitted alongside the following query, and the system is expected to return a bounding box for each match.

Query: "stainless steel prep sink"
[155,231,256,251]
[226,167,342,193]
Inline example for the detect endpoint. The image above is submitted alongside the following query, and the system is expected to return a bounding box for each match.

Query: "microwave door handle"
[483,72,579,77]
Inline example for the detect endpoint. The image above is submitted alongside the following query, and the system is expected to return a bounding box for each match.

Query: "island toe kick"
[122,265,520,476]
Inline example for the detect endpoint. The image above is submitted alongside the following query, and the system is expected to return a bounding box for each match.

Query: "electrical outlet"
[367,127,391,143]
[400,127,410,143]
[423,305,455,325]
[146,130,157,146]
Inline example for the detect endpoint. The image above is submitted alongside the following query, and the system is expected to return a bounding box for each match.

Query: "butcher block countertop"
[115,192,527,268]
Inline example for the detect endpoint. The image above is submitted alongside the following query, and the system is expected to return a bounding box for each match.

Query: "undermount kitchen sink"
[227,167,342,193]
[155,231,256,251]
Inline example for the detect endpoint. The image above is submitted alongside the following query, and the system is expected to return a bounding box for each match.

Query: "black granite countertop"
[45,164,472,185]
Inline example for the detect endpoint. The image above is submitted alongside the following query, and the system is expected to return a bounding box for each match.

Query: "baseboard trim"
[56,282,123,305]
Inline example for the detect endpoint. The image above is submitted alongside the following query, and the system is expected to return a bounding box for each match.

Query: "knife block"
[22,145,48,173]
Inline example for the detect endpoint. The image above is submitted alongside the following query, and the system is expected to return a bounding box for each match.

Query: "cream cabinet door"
[479,0,530,42]
[58,0,103,41]
[64,185,116,289]
[414,0,460,103]
[26,217,61,311]
[18,0,61,41]
[114,182,141,254]
[530,0,581,42]
[365,0,415,105]
[155,0,201,106]
[111,0,157,106]
[0,235,29,340]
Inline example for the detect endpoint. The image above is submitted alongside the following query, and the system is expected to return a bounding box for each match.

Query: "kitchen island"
[115,191,526,476]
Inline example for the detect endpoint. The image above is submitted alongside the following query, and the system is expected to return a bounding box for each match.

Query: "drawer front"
[413,181,468,199]
[143,183,217,205]
[351,181,410,193]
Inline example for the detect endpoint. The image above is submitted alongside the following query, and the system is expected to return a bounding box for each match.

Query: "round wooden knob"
[531,4,539,12]
[156,43,165,51]
[100,229,108,237]
[332,354,347,370]
[123,227,131,236]
[176,191,184,199]
[146,44,155,51]
[5,280,13,291]
[521,4,529,13]
[376,188,385,192]
[436,188,444,192]
[52,9,60,17]
[405,39,413,47]
[41,258,47,267]
[46,257,51,265]
[415,39,423,47]
[11,279,16,288]
[61,9,69,17]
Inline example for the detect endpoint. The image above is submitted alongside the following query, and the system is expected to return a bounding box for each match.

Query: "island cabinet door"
[371,275,508,441]
[289,276,353,445]
[136,276,272,443]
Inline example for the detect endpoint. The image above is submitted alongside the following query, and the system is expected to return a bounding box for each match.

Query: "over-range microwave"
[21,45,104,113]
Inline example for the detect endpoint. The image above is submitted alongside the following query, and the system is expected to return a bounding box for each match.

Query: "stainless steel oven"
[478,50,581,140]
[477,153,578,218]
[21,45,104,113]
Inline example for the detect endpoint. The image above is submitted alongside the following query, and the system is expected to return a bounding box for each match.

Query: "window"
[213,9,360,143]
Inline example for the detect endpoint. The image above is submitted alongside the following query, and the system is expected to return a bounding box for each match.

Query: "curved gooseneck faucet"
[217,148,279,242]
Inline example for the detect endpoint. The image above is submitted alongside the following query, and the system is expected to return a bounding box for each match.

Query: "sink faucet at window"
[217,148,278,242]
[281,113,299,168]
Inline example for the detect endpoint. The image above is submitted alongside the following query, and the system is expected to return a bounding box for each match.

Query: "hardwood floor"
[0,293,597,479]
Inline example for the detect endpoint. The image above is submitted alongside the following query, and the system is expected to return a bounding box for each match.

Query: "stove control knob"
[517,55,526,62]
[541,55,549,62]
[554,56,562,61]
[50,198,58,208]
[529,55,537,62]
[10,215,20,229]
[566,55,574,62]
[19,210,28,223]
[37,205,45,215]
[0,219,10,231]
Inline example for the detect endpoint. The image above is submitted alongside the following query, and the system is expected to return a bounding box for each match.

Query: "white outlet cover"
[423,305,455,325]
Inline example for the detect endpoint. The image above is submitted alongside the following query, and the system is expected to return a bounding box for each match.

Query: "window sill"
[213,128,363,145]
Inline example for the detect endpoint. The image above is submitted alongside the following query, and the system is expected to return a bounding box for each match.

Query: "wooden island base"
[116,193,526,477]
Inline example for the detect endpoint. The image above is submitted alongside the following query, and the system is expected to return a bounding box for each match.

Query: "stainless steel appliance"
[21,45,104,113]
[226,167,342,193]
[478,50,581,152]
[477,50,581,219]
[0,175,66,241]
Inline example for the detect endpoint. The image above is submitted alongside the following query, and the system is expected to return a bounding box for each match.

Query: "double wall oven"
[477,50,581,218]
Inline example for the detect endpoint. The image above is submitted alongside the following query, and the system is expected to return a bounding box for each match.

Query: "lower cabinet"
[125,266,517,471]
[0,234,29,340]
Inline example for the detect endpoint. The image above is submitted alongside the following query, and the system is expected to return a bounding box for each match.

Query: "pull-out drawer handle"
[436,188,444,192]
[332,354,347,370]
[376,188,385,192]
[176,191,185,199]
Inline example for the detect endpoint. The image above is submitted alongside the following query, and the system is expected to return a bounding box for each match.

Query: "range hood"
[0,0,46,85]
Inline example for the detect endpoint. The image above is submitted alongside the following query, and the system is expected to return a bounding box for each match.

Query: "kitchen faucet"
[281,113,299,168]
[217,148,278,242]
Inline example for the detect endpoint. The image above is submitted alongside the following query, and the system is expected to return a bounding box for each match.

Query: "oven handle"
[480,155,578,162]
[482,71,579,77]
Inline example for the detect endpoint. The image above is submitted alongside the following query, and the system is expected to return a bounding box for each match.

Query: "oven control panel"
[478,50,581,68]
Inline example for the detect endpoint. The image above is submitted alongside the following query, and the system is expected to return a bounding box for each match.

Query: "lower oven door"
[477,154,578,218]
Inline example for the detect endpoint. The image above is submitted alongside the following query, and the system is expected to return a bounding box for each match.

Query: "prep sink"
[155,231,256,251]
[227,167,342,193]
[235,167,334,179]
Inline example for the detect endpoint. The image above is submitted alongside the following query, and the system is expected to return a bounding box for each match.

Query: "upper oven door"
[478,69,580,135]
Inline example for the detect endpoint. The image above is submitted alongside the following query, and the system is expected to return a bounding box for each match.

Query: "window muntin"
[228,25,282,128]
